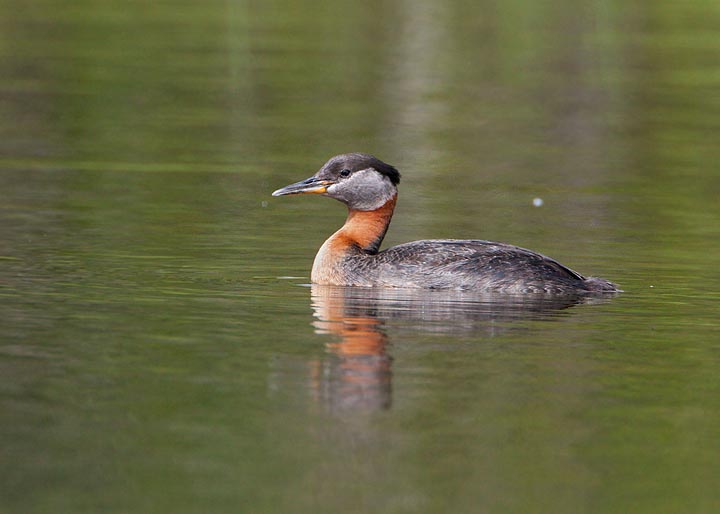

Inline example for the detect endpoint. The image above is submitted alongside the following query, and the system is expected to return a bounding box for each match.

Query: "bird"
[272,153,619,294]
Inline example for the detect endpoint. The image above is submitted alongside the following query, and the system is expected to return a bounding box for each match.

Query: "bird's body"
[314,238,615,293]
[273,153,619,295]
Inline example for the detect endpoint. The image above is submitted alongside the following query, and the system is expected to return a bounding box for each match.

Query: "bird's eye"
[339,169,351,177]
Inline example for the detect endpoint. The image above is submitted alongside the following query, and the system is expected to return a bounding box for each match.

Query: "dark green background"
[2,0,719,512]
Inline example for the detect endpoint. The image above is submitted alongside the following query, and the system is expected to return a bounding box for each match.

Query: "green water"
[2,0,720,512]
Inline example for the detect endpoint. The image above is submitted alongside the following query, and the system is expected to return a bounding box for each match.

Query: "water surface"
[2,0,720,513]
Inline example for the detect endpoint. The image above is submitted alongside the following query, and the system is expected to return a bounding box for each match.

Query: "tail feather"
[584,277,621,293]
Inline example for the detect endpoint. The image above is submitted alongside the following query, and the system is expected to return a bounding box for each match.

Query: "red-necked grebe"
[272,153,619,294]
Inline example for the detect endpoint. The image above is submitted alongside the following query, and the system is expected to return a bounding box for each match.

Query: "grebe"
[272,153,619,294]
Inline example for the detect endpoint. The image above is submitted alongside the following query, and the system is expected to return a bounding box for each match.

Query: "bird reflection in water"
[308,285,601,412]
[311,285,393,411]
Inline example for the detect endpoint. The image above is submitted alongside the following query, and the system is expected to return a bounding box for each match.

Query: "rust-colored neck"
[335,195,397,254]
[311,195,397,285]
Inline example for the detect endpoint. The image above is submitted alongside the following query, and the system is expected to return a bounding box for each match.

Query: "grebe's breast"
[334,239,616,294]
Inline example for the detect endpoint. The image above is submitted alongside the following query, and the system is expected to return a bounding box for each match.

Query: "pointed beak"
[272,176,334,197]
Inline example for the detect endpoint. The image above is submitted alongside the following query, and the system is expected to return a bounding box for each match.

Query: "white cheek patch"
[344,168,374,188]
[348,168,395,210]
[325,168,373,195]
[325,168,396,210]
